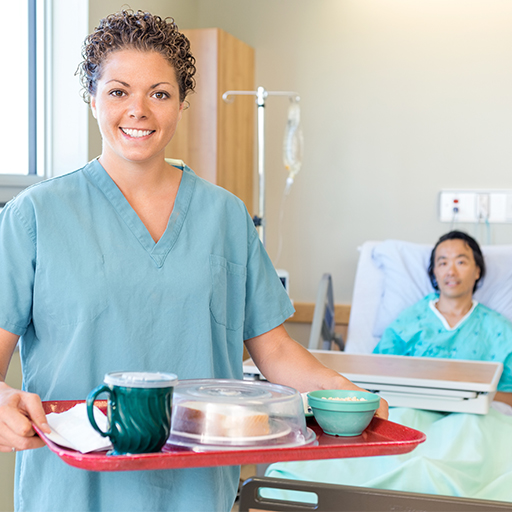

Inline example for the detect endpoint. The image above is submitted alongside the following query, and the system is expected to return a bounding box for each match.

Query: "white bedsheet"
[266,405,512,502]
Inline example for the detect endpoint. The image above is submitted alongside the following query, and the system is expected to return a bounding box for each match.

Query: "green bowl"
[307,390,380,437]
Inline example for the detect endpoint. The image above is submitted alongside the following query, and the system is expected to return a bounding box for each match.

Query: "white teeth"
[121,128,153,138]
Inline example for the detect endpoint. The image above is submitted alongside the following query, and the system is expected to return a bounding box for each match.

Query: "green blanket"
[266,406,512,502]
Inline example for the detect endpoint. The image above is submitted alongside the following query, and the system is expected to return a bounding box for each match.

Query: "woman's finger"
[0,386,50,450]
[0,433,47,452]
[18,392,51,434]
[374,397,389,419]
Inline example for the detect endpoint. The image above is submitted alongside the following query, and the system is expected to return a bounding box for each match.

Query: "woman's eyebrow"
[105,79,130,87]
[104,80,176,90]
[150,82,175,89]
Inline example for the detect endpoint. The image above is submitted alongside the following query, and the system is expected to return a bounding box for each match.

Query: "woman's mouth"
[120,128,155,138]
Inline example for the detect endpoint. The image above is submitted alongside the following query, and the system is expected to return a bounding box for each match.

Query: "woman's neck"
[97,154,182,243]
[98,154,172,194]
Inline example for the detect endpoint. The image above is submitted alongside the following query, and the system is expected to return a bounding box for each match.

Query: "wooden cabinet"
[166,28,255,213]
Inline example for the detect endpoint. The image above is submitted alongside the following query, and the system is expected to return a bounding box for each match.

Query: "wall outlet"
[439,190,512,223]
[439,191,477,222]
[476,193,490,221]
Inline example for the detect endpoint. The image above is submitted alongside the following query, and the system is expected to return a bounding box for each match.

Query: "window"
[0,1,89,208]
[0,0,46,205]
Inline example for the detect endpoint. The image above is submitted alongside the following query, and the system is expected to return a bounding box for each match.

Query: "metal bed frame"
[239,476,512,512]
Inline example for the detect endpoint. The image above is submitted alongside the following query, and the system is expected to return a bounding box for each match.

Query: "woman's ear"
[90,96,97,119]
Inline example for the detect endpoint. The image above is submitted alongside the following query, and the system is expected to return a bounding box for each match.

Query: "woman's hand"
[0,382,51,452]
[245,324,390,420]
[323,374,389,420]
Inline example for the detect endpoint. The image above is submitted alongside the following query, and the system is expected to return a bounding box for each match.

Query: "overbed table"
[244,350,503,414]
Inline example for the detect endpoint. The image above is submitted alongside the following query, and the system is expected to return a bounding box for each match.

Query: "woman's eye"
[153,91,169,100]
[109,90,125,98]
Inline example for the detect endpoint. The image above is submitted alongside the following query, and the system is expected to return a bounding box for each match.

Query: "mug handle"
[86,385,114,437]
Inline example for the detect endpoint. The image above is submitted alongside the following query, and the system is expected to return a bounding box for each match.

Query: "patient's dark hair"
[428,231,485,293]
[78,10,196,103]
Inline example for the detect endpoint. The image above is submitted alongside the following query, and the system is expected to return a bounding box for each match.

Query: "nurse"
[0,10,387,512]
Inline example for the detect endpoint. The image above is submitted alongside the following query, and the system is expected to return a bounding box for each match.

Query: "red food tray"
[35,400,426,472]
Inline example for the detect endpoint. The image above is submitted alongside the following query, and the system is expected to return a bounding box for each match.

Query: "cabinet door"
[166,28,255,213]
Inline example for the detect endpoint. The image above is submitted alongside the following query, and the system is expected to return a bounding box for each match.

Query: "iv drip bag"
[282,100,303,187]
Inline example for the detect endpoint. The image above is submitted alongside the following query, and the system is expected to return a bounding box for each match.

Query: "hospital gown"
[0,159,294,512]
[266,293,512,502]
[374,293,512,391]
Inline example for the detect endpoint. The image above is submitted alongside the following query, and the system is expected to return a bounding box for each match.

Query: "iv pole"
[222,86,300,247]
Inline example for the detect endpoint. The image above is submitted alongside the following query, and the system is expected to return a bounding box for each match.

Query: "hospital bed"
[239,476,512,511]
[323,240,511,413]
[260,239,512,504]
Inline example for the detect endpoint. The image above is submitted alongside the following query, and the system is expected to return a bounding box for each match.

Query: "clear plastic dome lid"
[104,371,178,388]
[167,379,316,451]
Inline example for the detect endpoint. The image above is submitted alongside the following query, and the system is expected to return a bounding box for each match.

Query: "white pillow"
[371,240,512,339]
[473,245,512,322]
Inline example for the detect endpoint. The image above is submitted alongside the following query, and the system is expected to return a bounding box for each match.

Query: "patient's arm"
[494,392,512,407]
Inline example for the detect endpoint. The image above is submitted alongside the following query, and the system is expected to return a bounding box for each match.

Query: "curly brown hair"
[78,10,196,103]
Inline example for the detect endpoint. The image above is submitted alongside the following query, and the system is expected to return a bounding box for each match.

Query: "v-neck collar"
[429,297,478,332]
[85,159,194,268]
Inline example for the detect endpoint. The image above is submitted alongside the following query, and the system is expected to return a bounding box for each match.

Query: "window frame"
[0,0,90,208]
[0,0,47,206]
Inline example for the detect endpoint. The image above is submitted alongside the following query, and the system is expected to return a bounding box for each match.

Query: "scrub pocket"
[35,255,108,327]
[210,254,246,331]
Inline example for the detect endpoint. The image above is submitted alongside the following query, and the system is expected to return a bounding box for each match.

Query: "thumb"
[20,393,51,434]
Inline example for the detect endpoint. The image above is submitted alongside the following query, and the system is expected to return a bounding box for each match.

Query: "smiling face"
[90,49,183,168]
[433,239,481,301]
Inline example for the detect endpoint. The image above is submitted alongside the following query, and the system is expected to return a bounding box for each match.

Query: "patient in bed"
[265,231,512,502]
[373,230,512,405]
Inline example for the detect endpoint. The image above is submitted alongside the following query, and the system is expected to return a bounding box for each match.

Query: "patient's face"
[433,239,481,301]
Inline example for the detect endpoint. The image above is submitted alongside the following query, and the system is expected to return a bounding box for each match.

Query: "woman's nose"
[128,96,149,119]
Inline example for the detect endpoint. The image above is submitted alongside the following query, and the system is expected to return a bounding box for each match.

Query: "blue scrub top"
[0,159,295,512]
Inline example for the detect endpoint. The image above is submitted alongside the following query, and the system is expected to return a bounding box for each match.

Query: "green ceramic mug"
[86,371,178,455]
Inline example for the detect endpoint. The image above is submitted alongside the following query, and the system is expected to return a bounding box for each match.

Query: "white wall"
[87,0,512,303]
[191,0,512,303]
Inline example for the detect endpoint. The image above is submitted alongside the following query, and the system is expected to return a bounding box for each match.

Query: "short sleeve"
[0,201,36,335]
[243,228,295,340]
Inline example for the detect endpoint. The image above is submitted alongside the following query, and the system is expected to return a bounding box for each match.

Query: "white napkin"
[45,403,113,453]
